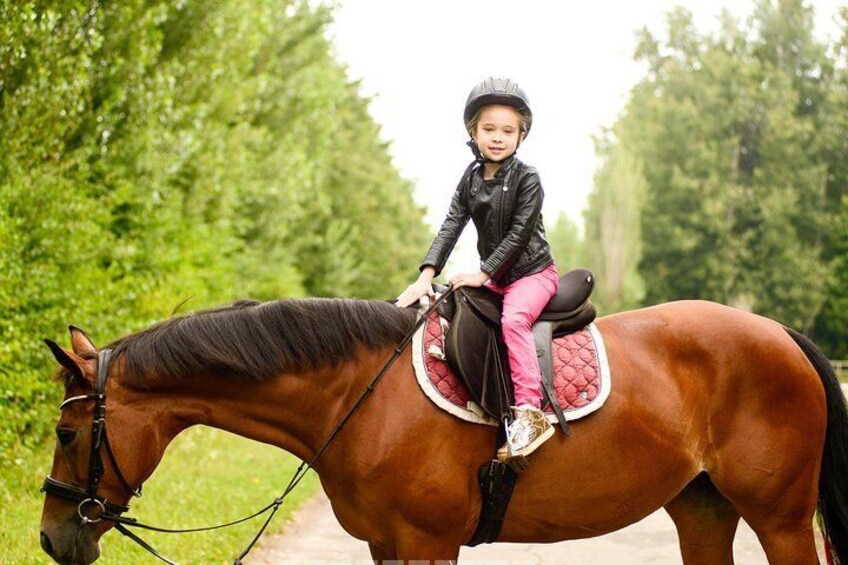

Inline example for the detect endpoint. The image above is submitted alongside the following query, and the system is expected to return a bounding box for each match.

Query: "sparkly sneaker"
[497,405,554,462]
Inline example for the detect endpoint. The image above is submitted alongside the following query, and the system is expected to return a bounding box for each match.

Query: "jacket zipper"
[497,166,512,246]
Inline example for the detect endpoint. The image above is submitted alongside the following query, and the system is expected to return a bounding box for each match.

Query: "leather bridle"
[39,290,454,564]
[41,349,142,524]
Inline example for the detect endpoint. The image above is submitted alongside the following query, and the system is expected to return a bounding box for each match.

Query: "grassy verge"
[1,427,319,564]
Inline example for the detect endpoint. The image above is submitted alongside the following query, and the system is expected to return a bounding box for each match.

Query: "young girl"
[397,77,559,462]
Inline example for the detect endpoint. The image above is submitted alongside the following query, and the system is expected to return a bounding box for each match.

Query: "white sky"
[327,0,843,273]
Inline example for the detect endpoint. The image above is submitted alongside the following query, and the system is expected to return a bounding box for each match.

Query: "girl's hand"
[396,267,437,308]
[396,281,435,308]
[449,271,490,289]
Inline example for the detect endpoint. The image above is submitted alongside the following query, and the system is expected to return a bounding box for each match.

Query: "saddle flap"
[457,287,502,326]
[444,292,512,420]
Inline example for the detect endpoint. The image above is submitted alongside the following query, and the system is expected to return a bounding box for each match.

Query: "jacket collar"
[475,154,518,180]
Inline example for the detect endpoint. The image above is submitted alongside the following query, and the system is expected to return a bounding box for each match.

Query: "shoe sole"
[496,425,555,462]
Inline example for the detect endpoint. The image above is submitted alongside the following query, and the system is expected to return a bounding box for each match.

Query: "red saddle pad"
[414,311,610,425]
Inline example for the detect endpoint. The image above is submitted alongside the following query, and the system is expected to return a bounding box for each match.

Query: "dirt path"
[249,490,780,564]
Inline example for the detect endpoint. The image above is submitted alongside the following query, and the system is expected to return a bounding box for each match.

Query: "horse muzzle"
[40,520,102,565]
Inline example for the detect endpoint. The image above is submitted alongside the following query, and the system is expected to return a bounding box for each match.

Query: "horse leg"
[394,534,460,565]
[703,401,822,561]
[369,542,395,564]
[664,473,740,565]
[742,515,819,564]
[707,435,821,563]
[368,535,461,564]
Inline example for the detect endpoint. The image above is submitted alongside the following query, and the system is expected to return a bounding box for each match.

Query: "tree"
[0,0,431,456]
[607,1,834,331]
[547,211,583,272]
[811,6,848,356]
[582,136,646,312]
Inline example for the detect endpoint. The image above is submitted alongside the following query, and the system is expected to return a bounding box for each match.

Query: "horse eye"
[56,428,77,447]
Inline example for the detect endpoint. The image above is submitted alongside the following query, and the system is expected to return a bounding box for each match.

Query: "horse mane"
[108,298,416,389]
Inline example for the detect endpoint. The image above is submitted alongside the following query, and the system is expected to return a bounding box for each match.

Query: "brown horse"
[40,298,848,564]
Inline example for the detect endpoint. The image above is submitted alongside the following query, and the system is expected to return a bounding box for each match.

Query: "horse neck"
[131,345,393,464]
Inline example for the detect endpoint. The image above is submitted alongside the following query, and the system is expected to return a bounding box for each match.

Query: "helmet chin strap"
[467,138,490,164]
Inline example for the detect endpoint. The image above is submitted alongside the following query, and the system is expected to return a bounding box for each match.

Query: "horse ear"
[68,325,97,356]
[44,339,87,382]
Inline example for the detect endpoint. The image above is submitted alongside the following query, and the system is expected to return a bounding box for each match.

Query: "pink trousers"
[485,264,559,408]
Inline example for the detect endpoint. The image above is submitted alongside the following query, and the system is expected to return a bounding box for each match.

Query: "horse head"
[34,298,435,563]
[40,326,165,565]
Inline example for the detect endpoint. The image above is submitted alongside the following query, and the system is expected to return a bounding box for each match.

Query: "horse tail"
[785,327,848,565]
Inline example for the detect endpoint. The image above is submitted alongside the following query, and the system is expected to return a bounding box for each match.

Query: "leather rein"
[41,290,454,565]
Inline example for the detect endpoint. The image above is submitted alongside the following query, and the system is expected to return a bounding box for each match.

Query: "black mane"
[109,298,416,389]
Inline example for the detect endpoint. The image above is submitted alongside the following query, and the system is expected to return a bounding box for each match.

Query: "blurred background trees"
[4,0,848,457]
[0,0,429,455]
[551,0,848,357]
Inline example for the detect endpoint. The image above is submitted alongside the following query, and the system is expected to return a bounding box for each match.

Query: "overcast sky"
[327,1,843,272]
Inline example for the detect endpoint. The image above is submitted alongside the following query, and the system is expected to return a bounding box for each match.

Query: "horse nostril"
[40,531,54,557]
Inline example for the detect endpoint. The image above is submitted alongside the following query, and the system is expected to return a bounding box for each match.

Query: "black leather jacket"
[420,155,554,286]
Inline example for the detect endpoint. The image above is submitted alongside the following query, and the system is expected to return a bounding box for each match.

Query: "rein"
[41,290,454,565]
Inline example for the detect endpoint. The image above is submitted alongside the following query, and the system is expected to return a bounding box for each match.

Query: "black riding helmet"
[463,77,533,137]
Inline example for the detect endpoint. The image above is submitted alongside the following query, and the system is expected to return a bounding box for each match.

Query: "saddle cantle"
[434,268,598,428]
[537,268,597,324]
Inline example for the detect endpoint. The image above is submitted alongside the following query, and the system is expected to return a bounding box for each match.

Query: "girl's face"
[473,105,524,162]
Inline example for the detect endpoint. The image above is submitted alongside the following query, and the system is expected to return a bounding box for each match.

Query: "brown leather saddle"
[436,268,596,431]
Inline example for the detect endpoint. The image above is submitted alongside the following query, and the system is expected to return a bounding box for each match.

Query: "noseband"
[41,349,142,524]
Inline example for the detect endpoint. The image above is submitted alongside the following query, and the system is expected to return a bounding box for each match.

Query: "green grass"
[1,427,319,564]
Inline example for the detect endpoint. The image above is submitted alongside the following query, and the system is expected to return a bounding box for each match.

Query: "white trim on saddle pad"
[411,315,612,427]
[566,323,612,421]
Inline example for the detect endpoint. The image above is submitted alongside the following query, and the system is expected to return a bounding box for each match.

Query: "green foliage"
[811,8,848,355]
[582,139,646,313]
[813,196,848,357]
[0,1,429,455]
[1,426,318,564]
[599,0,843,336]
[547,211,583,272]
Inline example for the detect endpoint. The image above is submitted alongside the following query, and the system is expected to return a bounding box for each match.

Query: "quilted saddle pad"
[411,311,612,426]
